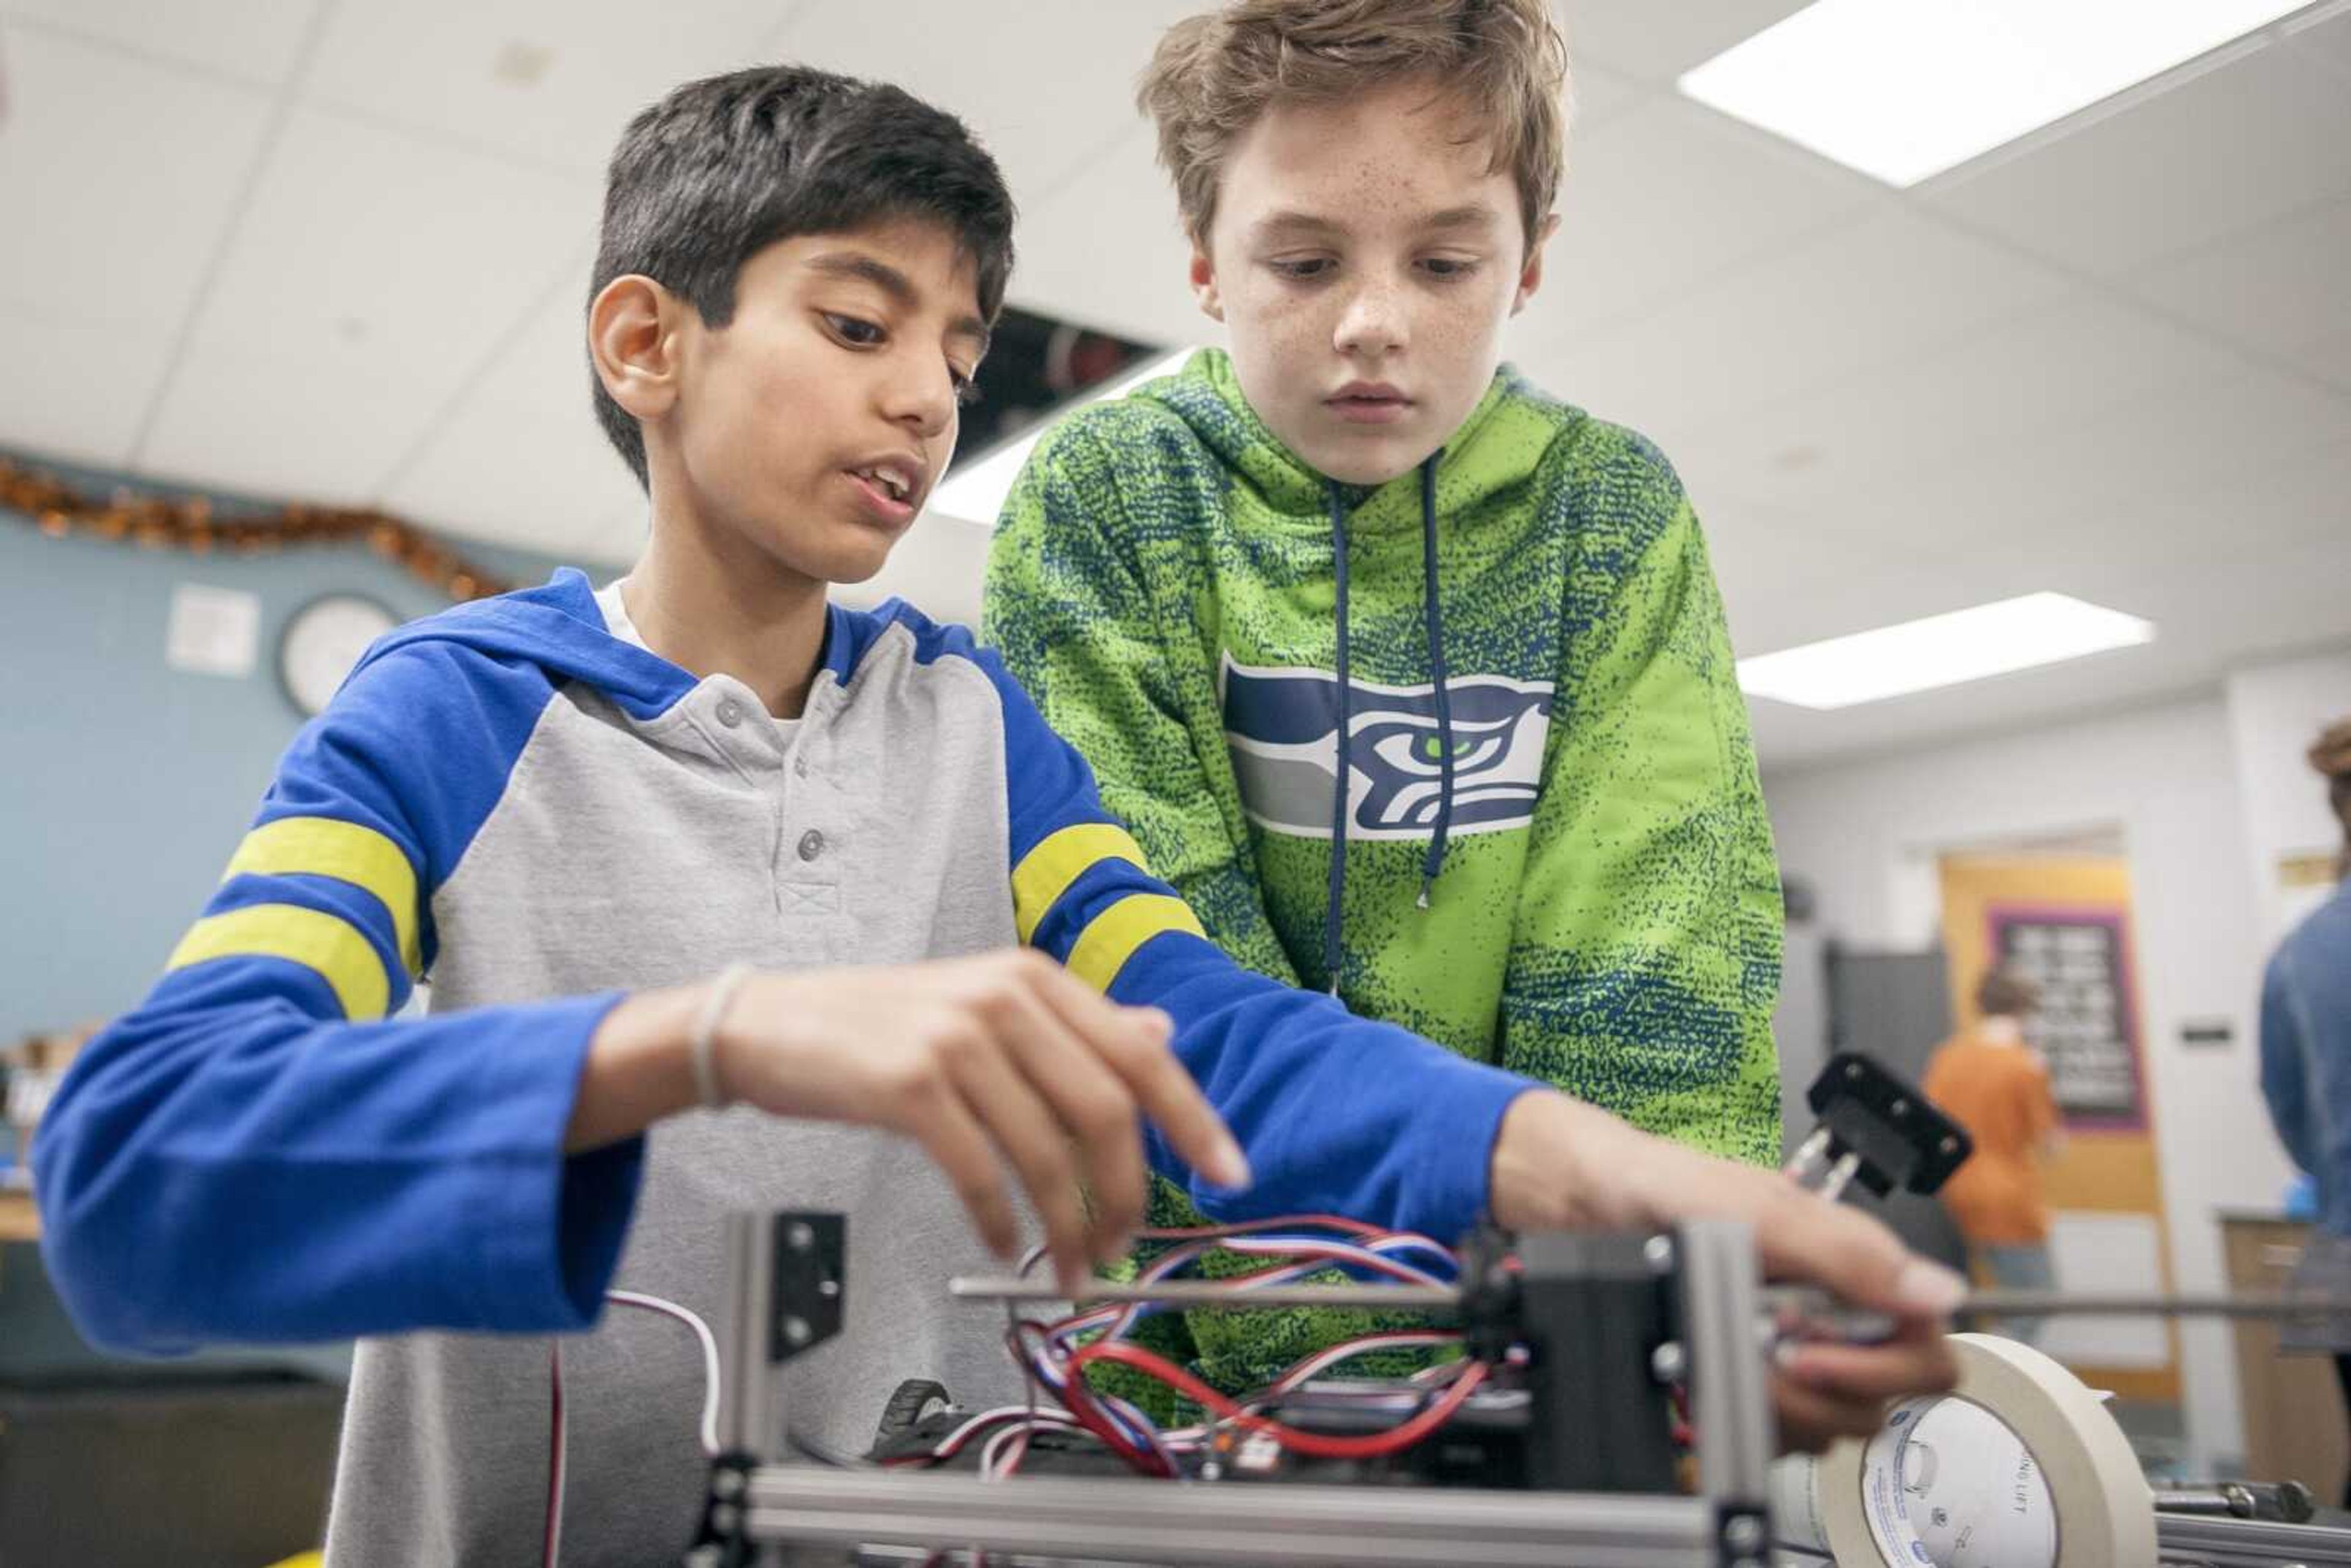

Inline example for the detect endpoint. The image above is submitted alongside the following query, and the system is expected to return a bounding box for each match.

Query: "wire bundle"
[895,1215,1492,1484]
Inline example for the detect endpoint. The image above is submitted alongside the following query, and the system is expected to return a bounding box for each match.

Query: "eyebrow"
[804,250,992,352]
[1250,204,1505,241]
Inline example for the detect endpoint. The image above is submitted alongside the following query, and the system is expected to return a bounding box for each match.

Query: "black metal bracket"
[1805,1051,1972,1198]
[770,1211,845,1365]
[684,1449,758,1568]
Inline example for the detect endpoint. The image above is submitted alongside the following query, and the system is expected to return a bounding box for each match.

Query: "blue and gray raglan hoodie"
[31,567,1535,1567]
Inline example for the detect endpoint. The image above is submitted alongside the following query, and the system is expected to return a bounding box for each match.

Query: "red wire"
[1070,1340,1490,1460]
[1009,1321,1173,1477]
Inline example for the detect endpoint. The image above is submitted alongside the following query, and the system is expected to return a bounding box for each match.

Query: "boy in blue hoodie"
[36,64,1958,1567]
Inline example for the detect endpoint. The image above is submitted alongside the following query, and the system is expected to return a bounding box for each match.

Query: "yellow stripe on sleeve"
[1064,894,1206,994]
[1010,822,1150,944]
[223,816,421,978]
[167,904,392,1021]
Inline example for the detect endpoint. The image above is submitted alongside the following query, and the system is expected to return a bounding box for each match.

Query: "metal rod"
[1676,1219,1773,1510]
[2155,1511,2351,1566]
[739,1465,1720,1566]
[1957,1289,2351,1320]
[952,1273,2351,1326]
[949,1275,1462,1311]
[714,1211,777,1460]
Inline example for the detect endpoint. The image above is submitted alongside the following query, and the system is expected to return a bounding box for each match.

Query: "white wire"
[925,1403,1081,1460]
[546,1341,566,1568]
[607,1288,724,1458]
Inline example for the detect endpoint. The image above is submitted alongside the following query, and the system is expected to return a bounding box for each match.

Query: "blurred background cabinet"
[2222,1212,2347,1491]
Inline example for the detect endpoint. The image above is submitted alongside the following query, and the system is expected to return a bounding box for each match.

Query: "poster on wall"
[1989,906,2148,1129]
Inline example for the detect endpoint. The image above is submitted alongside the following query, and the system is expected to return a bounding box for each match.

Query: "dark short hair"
[590,65,1016,489]
[1976,967,2041,1020]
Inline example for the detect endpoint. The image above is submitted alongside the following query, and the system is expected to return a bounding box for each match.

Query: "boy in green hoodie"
[984,0,1787,1398]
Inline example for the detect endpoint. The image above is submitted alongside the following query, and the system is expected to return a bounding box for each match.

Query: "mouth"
[1325,383,1413,425]
[844,457,923,522]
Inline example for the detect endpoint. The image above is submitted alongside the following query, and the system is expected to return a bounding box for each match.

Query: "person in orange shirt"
[1924,968,2065,1344]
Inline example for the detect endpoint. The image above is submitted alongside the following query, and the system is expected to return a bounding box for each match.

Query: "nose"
[879,352,956,443]
[1332,273,1408,359]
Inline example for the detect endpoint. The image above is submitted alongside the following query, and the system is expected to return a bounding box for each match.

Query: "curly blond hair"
[1138,0,1570,247]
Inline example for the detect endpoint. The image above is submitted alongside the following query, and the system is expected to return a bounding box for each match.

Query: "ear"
[588,274,684,424]
[1188,239,1225,324]
[1509,212,1562,317]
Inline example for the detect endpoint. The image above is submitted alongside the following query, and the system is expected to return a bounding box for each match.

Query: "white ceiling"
[1,0,2346,770]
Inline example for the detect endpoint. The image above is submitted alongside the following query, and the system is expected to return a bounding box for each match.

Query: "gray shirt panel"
[324,625,1032,1568]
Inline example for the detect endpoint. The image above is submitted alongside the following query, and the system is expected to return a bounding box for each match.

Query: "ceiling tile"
[1680,295,2251,544]
[1555,0,1810,87]
[1531,96,1880,343]
[0,302,174,470]
[2128,197,2351,386]
[378,264,648,562]
[2284,5,2351,79]
[2020,428,2351,581]
[0,24,274,331]
[1543,208,2072,439]
[1921,37,2351,277]
[299,0,779,177]
[173,106,596,386]
[1701,505,1951,658]
[1010,124,1218,349]
[1920,366,2351,550]
[137,342,459,505]
[1568,60,1646,135]
[772,0,1204,211]
[0,0,318,88]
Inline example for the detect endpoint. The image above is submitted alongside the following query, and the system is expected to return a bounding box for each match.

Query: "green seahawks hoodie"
[983,348,1782,1395]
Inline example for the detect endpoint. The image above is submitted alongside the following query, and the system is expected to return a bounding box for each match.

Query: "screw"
[709,1502,740,1536]
[1651,1342,1687,1383]
[784,1315,812,1346]
[713,1469,744,1500]
[786,1221,815,1252]
[1889,1097,1910,1117]
[1644,1235,1676,1274]
[819,1278,840,1298]
[1723,1515,1764,1552]
[1940,1135,1959,1155]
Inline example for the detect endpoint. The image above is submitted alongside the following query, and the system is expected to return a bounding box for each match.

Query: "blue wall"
[0,453,594,1040]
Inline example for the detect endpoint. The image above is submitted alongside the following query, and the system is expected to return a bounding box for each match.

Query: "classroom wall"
[0,452,597,1042]
[1762,683,2319,1472]
[2225,650,2351,943]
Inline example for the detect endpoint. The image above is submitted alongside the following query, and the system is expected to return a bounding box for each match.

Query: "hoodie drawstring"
[1417,454,1455,909]
[1322,452,1457,997]
[1324,482,1352,997]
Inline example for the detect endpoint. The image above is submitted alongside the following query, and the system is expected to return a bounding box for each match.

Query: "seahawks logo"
[1221,655,1554,841]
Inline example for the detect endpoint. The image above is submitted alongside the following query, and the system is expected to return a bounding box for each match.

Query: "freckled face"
[1190,78,1552,486]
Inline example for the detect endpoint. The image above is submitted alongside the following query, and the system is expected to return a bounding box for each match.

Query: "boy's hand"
[711,952,1249,1293]
[1489,1090,1964,1452]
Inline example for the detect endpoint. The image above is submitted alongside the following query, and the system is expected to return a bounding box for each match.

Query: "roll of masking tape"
[1775,1332,2153,1566]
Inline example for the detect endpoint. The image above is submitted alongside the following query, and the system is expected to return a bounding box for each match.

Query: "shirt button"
[716,699,744,729]
[793,756,809,778]
[797,829,825,862]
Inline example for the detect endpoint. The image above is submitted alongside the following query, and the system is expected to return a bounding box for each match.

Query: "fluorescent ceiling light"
[1678,0,2310,187]
[929,347,1199,526]
[1738,592,2154,710]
